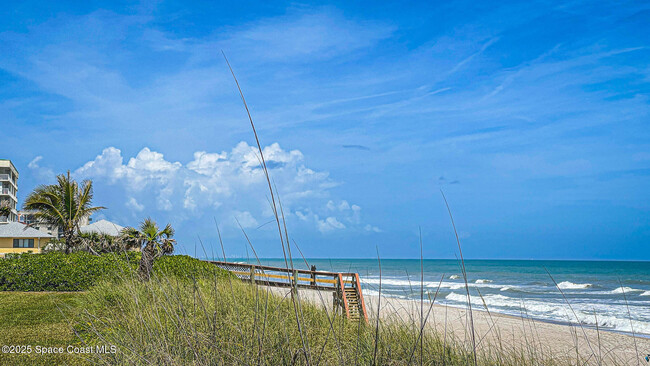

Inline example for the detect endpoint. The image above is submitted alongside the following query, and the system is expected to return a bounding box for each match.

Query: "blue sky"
[1,1,649,260]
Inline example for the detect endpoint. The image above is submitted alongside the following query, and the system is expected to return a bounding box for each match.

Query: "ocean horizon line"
[203,257,650,263]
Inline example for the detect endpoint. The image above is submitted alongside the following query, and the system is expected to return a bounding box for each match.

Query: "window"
[13,239,34,248]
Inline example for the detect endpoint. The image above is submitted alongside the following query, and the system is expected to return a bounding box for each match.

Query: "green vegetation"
[74,274,455,365]
[71,264,566,366]
[120,218,176,280]
[21,171,178,278]
[0,252,227,291]
[0,202,10,218]
[0,252,137,291]
[78,231,138,254]
[23,171,104,253]
[0,292,88,366]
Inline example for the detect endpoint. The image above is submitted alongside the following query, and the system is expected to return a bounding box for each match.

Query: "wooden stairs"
[208,259,368,323]
[337,273,368,322]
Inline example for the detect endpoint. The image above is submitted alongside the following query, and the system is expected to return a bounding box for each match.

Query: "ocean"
[228,258,650,335]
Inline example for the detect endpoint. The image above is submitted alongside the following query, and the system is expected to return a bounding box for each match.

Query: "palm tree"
[0,201,11,220]
[120,218,175,280]
[23,171,105,253]
[79,231,120,254]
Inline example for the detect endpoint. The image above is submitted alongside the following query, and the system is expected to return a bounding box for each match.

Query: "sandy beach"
[267,286,649,365]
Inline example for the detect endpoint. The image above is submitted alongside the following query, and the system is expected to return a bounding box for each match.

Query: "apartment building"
[0,159,55,256]
[0,159,19,223]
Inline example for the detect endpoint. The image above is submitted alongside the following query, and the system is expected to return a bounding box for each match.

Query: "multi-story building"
[18,210,62,238]
[17,211,91,238]
[0,159,55,256]
[0,159,19,223]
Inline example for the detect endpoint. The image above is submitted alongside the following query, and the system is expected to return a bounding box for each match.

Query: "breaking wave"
[557,281,592,290]
[610,287,644,294]
[444,292,650,334]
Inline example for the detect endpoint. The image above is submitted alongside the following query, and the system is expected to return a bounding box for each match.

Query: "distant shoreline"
[218,257,650,263]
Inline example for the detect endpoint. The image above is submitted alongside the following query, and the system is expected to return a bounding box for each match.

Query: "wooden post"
[291,270,298,296]
[338,273,350,319]
[333,274,340,313]
[355,273,368,322]
[310,265,317,288]
[250,265,256,284]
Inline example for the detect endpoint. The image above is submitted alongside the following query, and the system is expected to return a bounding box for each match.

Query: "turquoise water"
[228,258,650,335]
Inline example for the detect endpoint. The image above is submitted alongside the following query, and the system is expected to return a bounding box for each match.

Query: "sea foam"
[610,287,644,294]
[557,281,592,290]
[443,292,650,334]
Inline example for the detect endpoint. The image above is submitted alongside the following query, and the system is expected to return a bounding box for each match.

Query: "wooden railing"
[208,260,368,321]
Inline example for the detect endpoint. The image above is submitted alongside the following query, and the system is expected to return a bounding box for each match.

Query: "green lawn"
[0,292,89,366]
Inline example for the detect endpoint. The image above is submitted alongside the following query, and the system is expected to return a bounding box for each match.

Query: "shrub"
[0,252,139,291]
[0,252,229,292]
[154,255,231,281]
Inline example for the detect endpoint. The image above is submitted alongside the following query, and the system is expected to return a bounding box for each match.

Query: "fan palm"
[0,202,11,220]
[79,231,131,254]
[120,218,175,280]
[23,171,105,253]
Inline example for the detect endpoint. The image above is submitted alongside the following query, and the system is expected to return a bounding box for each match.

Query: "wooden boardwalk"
[208,260,368,322]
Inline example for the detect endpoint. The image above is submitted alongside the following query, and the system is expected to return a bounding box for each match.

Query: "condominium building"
[0,159,19,223]
[18,210,61,238]
[0,159,56,256]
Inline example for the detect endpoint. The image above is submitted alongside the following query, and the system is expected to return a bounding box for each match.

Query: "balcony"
[0,174,17,187]
[0,188,16,200]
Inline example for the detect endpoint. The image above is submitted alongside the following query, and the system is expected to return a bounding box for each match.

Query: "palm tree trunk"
[64,229,75,254]
[138,242,155,281]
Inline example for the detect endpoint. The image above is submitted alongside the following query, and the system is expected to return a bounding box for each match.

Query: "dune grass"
[65,263,576,366]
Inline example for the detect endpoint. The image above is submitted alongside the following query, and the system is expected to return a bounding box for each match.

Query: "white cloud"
[364,224,382,233]
[223,11,394,62]
[317,216,346,233]
[27,155,55,181]
[126,197,144,212]
[74,142,375,233]
[27,156,43,169]
[233,211,258,229]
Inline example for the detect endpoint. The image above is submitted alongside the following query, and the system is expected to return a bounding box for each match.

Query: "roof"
[79,219,124,236]
[0,222,53,238]
[0,159,19,177]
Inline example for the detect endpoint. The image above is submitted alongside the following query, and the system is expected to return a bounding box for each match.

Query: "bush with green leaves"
[0,252,138,291]
[154,255,231,281]
[0,252,227,292]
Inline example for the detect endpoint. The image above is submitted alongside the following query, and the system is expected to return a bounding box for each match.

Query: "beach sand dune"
[268,287,649,365]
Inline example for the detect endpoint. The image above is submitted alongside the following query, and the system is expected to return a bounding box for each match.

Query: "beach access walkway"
[208,260,368,322]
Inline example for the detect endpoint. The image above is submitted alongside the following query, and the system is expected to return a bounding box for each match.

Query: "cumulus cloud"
[317,216,346,233]
[126,197,144,212]
[74,141,375,234]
